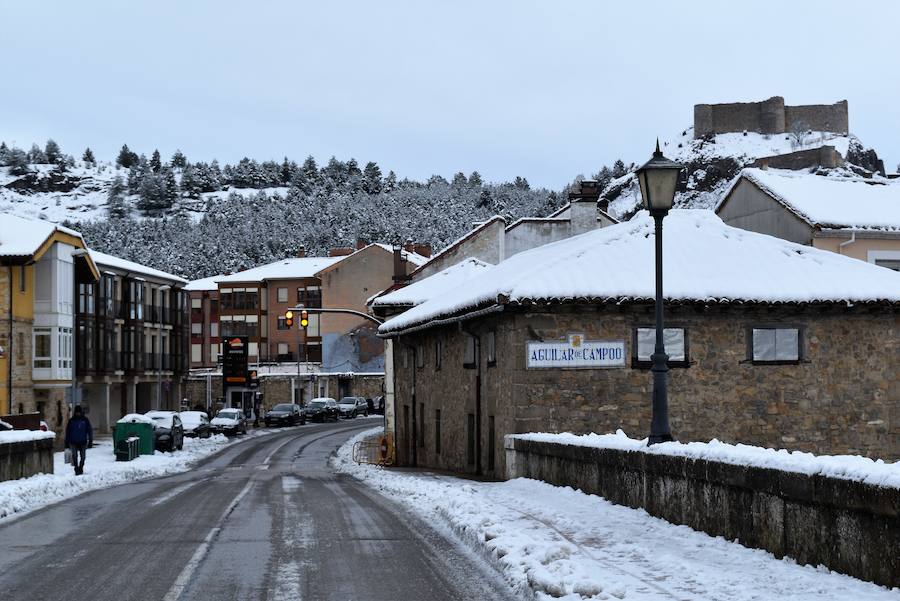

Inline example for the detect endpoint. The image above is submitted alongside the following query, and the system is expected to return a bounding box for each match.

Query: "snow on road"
[333,427,898,601]
[0,429,274,522]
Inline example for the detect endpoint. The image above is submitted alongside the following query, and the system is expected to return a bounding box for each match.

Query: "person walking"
[64,406,93,476]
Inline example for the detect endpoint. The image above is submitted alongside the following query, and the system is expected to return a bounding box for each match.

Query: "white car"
[210,408,247,436]
[180,411,211,438]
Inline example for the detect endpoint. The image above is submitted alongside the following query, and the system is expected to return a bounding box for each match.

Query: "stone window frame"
[745,324,805,365]
[463,335,478,369]
[435,337,443,371]
[631,326,690,369]
[415,343,425,369]
[486,330,497,368]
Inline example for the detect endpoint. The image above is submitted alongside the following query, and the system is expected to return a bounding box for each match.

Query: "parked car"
[180,411,211,438]
[303,398,340,422]
[265,403,305,427]
[373,395,385,415]
[145,410,185,452]
[337,396,368,418]
[211,408,247,436]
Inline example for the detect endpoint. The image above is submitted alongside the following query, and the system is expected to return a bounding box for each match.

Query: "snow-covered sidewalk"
[0,429,273,522]
[333,428,898,601]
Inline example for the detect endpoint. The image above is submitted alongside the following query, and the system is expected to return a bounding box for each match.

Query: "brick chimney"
[568,179,601,235]
[413,243,432,258]
[355,238,368,251]
[403,238,415,253]
[297,245,306,258]
[393,246,409,283]
[329,246,354,257]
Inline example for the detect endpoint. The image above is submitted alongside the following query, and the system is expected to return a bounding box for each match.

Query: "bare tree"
[789,120,811,148]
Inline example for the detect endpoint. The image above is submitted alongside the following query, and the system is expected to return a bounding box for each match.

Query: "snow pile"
[0,430,56,443]
[379,209,900,334]
[513,430,900,489]
[117,413,155,425]
[334,428,896,600]
[0,430,271,521]
[730,168,900,230]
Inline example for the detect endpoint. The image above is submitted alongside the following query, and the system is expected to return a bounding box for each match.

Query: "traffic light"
[284,310,294,327]
[300,310,309,328]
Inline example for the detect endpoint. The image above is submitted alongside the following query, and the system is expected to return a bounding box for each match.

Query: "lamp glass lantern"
[635,141,683,214]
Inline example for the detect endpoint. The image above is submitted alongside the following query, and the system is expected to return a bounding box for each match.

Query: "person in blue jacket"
[64,405,93,476]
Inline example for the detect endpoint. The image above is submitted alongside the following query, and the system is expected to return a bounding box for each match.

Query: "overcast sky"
[2,1,898,188]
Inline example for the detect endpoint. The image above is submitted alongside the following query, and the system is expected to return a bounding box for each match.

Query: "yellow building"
[0,214,98,432]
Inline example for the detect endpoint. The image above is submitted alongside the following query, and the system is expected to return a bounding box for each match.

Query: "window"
[435,339,443,371]
[486,331,496,367]
[210,322,218,337]
[634,327,687,367]
[191,344,202,363]
[463,336,477,369]
[191,323,202,335]
[435,409,442,455]
[418,403,425,447]
[19,264,25,292]
[34,328,51,369]
[305,313,321,337]
[191,298,202,309]
[415,344,424,369]
[297,286,322,308]
[751,327,800,363]
[277,342,289,356]
[875,259,900,272]
[210,343,220,363]
[58,327,72,370]
[277,287,288,303]
[277,317,289,330]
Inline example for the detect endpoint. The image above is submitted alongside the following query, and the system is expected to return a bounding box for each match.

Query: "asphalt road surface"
[0,420,515,601]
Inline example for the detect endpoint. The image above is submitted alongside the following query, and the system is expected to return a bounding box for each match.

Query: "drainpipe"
[838,232,856,255]
[7,265,12,415]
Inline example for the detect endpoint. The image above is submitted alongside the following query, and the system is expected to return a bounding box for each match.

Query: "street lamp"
[157,284,171,410]
[635,140,683,445]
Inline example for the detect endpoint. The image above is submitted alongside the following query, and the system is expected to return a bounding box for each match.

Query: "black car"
[145,411,185,452]
[265,403,305,427]
[180,411,212,438]
[303,398,340,422]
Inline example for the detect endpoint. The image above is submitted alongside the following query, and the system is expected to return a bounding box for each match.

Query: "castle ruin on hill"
[694,96,848,138]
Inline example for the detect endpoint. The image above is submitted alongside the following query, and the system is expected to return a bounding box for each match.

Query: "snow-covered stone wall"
[504,434,900,587]
[0,434,54,482]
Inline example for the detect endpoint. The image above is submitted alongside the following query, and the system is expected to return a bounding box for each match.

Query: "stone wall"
[751,145,844,170]
[505,436,900,587]
[694,96,848,138]
[391,303,899,479]
[0,436,54,482]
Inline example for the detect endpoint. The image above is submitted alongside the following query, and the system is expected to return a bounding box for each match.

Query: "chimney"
[413,243,432,258]
[568,179,601,235]
[329,246,354,257]
[355,238,368,251]
[297,245,306,258]
[403,238,415,253]
[393,246,409,283]
[567,179,601,202]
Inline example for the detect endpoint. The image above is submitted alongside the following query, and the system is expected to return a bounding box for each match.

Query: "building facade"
[186,276,221,370]
[76,251,189,431]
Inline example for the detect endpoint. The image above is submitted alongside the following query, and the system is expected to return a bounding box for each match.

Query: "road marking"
[150,480,201,506]
[161,479,255,601]
[263,435,298,466]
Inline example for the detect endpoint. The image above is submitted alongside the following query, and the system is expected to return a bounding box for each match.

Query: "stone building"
[76,251,189,432]
[0,214,99,433]
[378,210,900,479]
[717,168,900,271]
[694,96,848,138]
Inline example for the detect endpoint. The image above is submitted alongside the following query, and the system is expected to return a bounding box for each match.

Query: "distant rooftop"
[89,250,188,285]
[215,256,343,284]
[371,258,492,308]
[0,213,84,257]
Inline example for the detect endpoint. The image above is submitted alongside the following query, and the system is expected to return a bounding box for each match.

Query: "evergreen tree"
[82,147,95,165]
[302,155,318,182]
[7,147,30,175]
[106,175,128,219]
[44,139,62,164]
[513,176,530,190]
[362,161,383,194]
[28,143,47,164]
[383,170,397,192]
[280,157,297,185]
[612,159,627,178]
[170,149,187,168]
[0,142,9,166]
[468,171,483,187]
[451,172,468,189]
[117,144,138,168]
[150,149,162,173]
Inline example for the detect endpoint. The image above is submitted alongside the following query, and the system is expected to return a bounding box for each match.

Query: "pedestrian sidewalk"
[332,428,898,601]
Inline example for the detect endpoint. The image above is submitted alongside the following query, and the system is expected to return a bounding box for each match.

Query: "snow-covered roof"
[379,210,900,335]
[0,213,85,257]
[88,250,188,285]
[724,168,900,231]
[410,215,506,276]
[184,275,223,291]
[215,256,343,284]
[372,243,429,266]
[371,258,492,308]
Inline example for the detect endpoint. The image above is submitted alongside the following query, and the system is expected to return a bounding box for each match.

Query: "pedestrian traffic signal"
[284,310,294,327]
[300,310,309,328]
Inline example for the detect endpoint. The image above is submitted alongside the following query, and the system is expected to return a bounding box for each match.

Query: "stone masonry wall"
[505,437,900,587]
[694,96,848,138]
[392,303,898,479]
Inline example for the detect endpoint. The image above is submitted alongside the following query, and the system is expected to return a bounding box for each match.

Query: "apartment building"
[76,251,189,431]
[186,275,221,370]
[0,214,99,432]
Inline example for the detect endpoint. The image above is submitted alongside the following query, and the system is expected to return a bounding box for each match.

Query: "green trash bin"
[113,419,155,455]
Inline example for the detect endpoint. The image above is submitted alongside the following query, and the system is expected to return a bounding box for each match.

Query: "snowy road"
[0,421,513,601]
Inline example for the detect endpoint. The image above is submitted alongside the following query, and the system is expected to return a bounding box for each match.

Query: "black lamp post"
[635,141,684,445]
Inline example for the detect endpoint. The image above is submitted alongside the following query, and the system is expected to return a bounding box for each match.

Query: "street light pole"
[635,141,683,445]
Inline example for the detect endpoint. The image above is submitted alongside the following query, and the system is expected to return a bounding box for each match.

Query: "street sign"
[248,369,259,389]
[527,334,625,369]
[223,337,249,384]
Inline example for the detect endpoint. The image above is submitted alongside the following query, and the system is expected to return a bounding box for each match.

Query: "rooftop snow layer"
[215,256,343,283]
[184,274,223,291]
[0,213,84,257]
[372,258,493,308]
[379,209,900,334]
[89,250,187,284]
[372,243,429,266]
[729,168,900,230]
